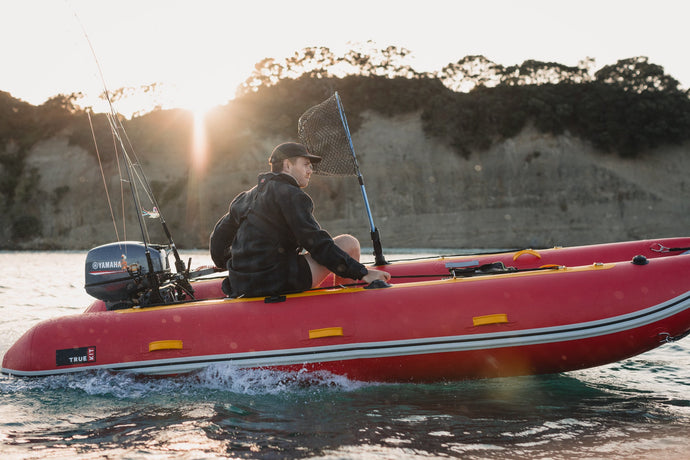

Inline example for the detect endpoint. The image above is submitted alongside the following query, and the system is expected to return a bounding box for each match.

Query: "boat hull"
[4,238,690,381]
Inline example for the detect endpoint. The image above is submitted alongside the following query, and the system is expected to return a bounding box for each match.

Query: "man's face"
[284,156,313,188]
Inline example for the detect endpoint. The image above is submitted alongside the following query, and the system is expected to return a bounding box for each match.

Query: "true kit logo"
[56,346,97,366]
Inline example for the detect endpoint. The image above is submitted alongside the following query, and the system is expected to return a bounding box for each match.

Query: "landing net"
[297,93,357,176]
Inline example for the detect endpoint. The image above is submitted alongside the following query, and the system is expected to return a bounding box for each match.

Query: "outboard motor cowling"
[85,242,170,308]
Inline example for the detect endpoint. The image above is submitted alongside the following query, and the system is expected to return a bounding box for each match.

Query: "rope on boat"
[304,264,565,292]
[380,248,536,264]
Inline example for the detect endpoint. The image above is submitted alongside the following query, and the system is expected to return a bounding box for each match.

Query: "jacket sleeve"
[209,211,239,269]
[281,189,368,280]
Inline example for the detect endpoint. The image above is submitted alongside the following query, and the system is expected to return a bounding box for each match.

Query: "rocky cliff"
[7,111,690,251]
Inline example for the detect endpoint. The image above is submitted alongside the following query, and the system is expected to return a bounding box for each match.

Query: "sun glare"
[191,105,211,172]
[80,80,220,172]
[174,83,220,173]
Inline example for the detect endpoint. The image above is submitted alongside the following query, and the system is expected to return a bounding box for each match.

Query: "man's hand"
[362,268,391,284]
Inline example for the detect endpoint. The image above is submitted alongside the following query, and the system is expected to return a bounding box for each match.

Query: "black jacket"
[210,172,368,297]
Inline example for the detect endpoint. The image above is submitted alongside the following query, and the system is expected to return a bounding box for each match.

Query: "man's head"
[269,143,321,168]
[269,143,322,187]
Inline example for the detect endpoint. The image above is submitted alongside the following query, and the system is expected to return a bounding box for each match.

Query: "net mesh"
[297,93,358,176]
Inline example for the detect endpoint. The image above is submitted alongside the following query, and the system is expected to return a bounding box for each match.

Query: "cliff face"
[6,111,690,250]
[345,111,690,249]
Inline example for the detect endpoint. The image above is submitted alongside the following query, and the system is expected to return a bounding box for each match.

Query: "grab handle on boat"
[513,249,541,261]
[364,280,392,289]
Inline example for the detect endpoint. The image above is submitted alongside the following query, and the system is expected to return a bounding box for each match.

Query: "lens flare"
[190,106,210,172]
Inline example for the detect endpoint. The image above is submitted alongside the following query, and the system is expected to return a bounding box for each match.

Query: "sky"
[2,0,689,117]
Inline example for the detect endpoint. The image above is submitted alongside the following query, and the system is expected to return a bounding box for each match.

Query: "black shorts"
[228,253,313,297]
[286,254,312,292]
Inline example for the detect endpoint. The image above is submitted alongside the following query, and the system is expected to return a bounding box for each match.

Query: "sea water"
[1,251,688,459]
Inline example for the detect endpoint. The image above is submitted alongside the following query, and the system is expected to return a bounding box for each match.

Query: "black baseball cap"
[269,142,322,164]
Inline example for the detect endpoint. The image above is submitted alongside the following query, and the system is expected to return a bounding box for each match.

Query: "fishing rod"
[107,114,194,293]
[72,9,194,299]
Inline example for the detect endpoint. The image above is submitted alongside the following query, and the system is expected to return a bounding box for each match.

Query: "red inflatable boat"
[3,237,690,381]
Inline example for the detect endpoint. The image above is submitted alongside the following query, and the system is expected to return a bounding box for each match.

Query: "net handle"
[334,92,388,266]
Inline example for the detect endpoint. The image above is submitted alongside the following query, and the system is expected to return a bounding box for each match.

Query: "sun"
[90,81,222,171]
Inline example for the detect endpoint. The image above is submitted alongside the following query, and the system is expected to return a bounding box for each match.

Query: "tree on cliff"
[423,55,690,157]
[237,42,424,95]
[595,56,682,93]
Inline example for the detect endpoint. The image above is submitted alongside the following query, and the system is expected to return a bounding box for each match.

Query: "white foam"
[1,364,375,399]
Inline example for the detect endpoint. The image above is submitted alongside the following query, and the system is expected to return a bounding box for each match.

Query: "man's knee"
[334,234,360,259]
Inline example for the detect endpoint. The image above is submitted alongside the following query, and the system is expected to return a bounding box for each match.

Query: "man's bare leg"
[305,234,361,288]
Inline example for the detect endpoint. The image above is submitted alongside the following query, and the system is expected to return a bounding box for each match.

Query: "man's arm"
[209,212,239,269]
[283,191,369,280]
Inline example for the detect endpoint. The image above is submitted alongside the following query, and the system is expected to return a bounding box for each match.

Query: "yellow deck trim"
[115,263,616,313]
[473,313,509,326]
[149,340,183,352]
[309,327,344,339]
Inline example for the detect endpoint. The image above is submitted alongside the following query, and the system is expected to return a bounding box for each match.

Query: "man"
[210,142,390,298]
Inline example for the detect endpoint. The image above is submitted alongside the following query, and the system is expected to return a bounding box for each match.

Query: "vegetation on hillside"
[236,50,690,157]
[2,45,690,245]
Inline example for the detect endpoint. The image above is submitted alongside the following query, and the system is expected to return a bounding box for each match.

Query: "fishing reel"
[84,242,192,310]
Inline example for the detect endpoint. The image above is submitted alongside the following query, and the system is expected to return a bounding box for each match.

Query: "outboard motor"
[85,242,172,310]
